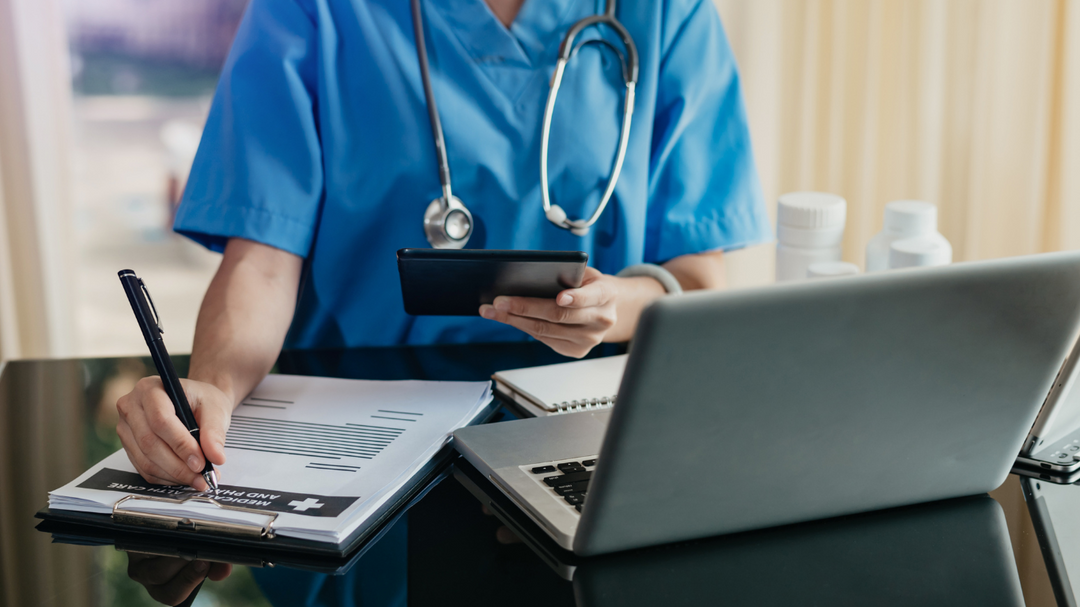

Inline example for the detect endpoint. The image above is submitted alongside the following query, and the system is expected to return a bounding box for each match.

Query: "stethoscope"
[409,0,639,249]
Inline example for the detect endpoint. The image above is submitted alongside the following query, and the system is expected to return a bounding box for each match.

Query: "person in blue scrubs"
[115,0,769,491]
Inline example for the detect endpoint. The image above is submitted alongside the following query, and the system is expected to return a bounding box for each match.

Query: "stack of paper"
[49,375,493,544]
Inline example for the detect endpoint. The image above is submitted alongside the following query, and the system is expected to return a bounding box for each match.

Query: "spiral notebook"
[492,354,627,417]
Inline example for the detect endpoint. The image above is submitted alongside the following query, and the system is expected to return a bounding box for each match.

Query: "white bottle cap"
[884,200,937,236]
[889,237,952,269]
[807,261,861,279]
[777,192,847,229]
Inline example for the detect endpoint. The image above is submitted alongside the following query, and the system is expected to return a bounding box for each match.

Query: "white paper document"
[49,375,493,544]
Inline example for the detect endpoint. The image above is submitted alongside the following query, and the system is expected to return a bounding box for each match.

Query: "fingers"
[482,274,615,321]
[118,419,207,491]
[556,268,615,309]
[147,560,209,606]
[117,421,175,485]
[480,304,583,342]
[183,380,230,467]
[128,554,190,586]
[207,562,233,582]
[127,554,226,605]
[480,307,596,357]
[140,383,208,474]
[478,269,618,358]
[116,377,208,491]
[482,297,596,325]
[495,526,522,544]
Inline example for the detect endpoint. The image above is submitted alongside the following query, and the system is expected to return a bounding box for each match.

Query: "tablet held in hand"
[396,249,588,316]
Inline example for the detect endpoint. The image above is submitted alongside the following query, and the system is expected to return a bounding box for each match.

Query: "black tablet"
[397,249,588,316]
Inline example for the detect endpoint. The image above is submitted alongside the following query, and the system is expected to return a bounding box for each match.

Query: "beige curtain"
[716,0,1080,288]
[0,0,77,361]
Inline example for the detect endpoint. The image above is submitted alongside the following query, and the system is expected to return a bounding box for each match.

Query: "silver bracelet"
[616,263,683,295]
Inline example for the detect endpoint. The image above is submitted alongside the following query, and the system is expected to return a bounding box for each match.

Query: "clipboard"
[38,465,450,574]
[36,445,460,559]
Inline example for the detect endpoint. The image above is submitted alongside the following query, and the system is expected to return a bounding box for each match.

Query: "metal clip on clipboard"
[112,495,279,540]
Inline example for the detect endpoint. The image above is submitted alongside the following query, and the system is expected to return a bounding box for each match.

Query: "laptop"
[456,458,1023,606]
[1016,334,1080,474]
[453,251,1080,556]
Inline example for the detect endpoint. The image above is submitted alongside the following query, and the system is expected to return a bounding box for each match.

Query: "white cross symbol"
[288,498,325,512]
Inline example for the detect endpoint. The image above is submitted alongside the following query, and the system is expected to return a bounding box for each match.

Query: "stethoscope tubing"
[411,0,638,244]
[410,0,455,205]
[540,30,637,232]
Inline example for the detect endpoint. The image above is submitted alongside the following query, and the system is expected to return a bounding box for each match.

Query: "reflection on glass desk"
[1022,476,1080,606]
[457,458,1025,605]
[0,341,1077,606]
[577,496,1023,606]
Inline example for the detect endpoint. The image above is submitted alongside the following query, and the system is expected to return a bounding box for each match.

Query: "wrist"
[603,275,666,343]
[187,366,239,407]
[615,275,666,302]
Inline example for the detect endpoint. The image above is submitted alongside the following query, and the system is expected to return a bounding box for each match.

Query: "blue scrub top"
[175,0,772,349]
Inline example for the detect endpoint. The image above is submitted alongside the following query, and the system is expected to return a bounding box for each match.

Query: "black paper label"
[78,468,358,518]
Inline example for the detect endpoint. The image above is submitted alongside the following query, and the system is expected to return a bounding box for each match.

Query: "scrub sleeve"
[174,0,323,259]
[644,0,771,264]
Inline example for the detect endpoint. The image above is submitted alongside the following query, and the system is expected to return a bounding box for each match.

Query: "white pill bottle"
[775,192,847,283]
[889,237,953,269]
[865,200,952,272]
[807,261,861,279]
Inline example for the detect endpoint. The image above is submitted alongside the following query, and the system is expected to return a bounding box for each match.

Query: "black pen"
[119,269,219,492]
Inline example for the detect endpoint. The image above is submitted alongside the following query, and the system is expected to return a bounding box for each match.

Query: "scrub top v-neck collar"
[427,0,582,70]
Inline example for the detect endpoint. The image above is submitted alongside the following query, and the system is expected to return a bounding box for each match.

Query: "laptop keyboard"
[523,457,599,514]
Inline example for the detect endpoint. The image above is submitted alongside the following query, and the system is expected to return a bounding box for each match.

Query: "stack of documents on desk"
[49,375,493,544]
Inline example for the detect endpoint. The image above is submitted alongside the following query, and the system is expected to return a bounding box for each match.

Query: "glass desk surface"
[0,341,1076,607]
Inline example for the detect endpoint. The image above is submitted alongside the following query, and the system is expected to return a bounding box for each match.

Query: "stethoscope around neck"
[410,0,639,249]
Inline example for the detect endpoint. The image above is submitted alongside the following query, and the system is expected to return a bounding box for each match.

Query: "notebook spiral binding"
[552,394,618,415]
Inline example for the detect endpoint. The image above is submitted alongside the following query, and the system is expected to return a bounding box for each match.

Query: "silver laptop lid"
[575,251,1080,555]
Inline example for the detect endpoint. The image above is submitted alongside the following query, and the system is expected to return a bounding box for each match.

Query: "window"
[64,0,248,356]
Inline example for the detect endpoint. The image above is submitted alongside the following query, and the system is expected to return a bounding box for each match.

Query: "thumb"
[195,401,229,467]
[185,383,230,467]
[207,562,233,582]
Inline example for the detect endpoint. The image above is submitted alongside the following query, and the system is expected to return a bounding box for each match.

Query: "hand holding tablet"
[396,249,588,316]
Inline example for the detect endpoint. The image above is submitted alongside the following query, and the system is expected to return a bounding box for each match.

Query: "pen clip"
[139,278,164,334]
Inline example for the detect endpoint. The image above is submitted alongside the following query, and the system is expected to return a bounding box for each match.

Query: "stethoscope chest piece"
[423,194,473,249]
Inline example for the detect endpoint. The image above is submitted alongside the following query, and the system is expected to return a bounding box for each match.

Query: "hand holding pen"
[118,270,220,492]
